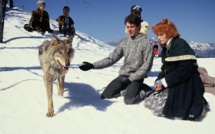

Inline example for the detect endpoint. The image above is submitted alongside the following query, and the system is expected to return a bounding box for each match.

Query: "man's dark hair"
[124,14,141,26]
[63,6,70,11]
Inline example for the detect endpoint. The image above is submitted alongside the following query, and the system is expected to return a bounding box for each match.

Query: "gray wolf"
[39,35,74,117]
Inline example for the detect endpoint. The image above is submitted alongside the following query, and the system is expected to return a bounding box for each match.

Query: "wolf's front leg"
[57,76,65,96]
[45,77,54,117]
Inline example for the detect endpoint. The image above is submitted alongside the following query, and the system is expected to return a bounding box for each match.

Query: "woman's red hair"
[152,18,180,39]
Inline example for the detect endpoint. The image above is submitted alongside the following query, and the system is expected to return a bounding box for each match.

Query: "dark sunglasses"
[131,11,140,15]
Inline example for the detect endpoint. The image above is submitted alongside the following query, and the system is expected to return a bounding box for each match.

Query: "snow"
[0,7,215,134]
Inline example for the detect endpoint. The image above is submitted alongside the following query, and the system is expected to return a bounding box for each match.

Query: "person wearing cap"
[79,14,153,105]
[29,0,53,35]
[125,5,149,35]
[56,6,75,37]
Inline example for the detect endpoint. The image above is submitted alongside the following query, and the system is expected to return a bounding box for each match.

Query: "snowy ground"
[0,7,215,134]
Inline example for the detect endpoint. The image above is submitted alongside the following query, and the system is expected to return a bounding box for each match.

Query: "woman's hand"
[154,80,163,91]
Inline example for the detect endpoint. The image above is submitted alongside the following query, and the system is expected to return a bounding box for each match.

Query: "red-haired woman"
[144,18,207,121]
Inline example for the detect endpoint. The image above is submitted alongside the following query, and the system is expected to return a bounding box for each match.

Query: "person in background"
[79,14,154,104]
[29,0,53,35]
[6,0,14,8]
[153,42,159,57]
[144,18,207,121]
[125,5,149,35]
[56,6,75,37]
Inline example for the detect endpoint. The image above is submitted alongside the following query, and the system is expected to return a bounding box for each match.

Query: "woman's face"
[157,33,169,45]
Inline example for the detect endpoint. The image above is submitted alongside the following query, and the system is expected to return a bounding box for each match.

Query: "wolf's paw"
[46,111,54,117]
[58,91,64,96]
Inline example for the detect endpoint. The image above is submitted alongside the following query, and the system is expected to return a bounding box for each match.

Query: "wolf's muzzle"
[65,62,70,67]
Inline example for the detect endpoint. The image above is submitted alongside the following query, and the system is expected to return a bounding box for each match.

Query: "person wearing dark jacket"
[125,5,149,35]
[144,18,206,121]
[79,14,154,104]
[56,6,75,37]
[29,0,53,35]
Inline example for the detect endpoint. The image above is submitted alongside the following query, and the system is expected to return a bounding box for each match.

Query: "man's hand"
[79,62,94,71]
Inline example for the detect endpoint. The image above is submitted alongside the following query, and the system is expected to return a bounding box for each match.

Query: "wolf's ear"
[51,34,59,45]
[65,36,74,45]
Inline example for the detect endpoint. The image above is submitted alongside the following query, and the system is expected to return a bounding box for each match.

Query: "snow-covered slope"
[0,7,215,134]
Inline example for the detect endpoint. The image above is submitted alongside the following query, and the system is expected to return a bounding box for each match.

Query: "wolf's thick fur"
[39,35,74,117]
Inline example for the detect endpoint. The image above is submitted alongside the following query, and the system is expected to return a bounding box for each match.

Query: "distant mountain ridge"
[107,38,127,47]
[107,38,215,58]
[188,41,215,58]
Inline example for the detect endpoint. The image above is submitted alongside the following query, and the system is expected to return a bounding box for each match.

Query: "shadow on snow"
[57,82,114,113]
[3,36,44,44]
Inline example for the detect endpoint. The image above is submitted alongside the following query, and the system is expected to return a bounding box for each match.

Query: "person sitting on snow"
[79,14,154,105]
[28,0,53,35]
[144,18,207,121]
[56,6,75,37]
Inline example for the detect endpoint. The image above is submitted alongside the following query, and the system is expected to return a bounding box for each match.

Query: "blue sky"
[11,0,215,43]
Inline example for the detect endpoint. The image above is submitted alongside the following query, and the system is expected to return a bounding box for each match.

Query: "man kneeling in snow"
[79,14,154,104]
